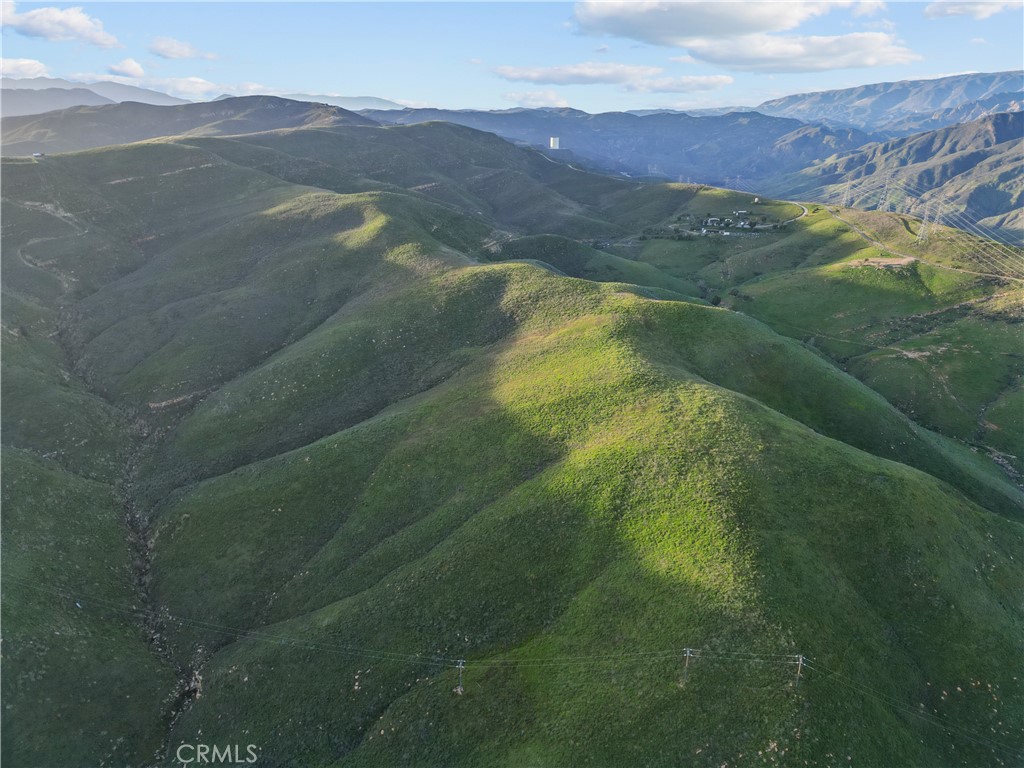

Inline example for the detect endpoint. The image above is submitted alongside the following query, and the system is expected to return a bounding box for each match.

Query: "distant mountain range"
[282,93,403,110]
[2,73,1020,241]
[1,87,115,117]
[1,76,189,106]
[756,70,1022,134]
[881,90,1023,134]
[777,111,1024,241]
[363,107,871,185]
[1,78,406,118]
[1,96,375,155]
[213,92,404,110]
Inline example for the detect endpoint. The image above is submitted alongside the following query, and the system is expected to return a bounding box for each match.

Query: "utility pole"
[454,659,465,695]
[794,655,805,688]
[682,648,695,685]
[841,181,852,209]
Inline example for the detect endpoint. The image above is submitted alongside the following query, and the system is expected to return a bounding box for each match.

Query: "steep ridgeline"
[756,70,1024,134]
[882,91,1024,135]
[0,95,376,155]
[363,107,871,185]
[2,114,1022,767]
[776,112,1024,242]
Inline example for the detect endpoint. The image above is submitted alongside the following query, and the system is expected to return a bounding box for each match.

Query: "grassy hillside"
[2,121,1021,767]
[1,190,177,764]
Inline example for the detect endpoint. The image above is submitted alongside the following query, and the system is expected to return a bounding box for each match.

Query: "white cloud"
[1,57,49,78]
[496,60,734,95]
[971,36,989,43]
[683,32,920,72]
[669,54,696,64]
[571,1,918,73]
[1,1,119,47]
[627,74,734,93]
[573,1,841,45]
[149,36,216,60]
[108,58,144,78]
[496,61,662,86]
[503,90,570,108]
[852,1,887,16]
[923,1,1023,19]
[152,76,224,98]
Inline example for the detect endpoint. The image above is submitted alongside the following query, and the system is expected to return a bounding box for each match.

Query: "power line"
[890,179,1023,263]
[874,177,1024,276]
[7,574,1020,758]
[819,182,1023,281]
[3,574,798,670]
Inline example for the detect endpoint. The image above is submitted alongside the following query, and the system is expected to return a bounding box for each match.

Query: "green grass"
[484,235,699,297]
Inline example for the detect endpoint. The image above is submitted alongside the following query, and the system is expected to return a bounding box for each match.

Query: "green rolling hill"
[2,110,1022,767]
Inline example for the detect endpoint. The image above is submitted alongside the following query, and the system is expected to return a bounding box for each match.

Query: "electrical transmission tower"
[917,204,932,242]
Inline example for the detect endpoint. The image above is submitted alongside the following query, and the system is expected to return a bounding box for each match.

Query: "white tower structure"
[549,137,560,150]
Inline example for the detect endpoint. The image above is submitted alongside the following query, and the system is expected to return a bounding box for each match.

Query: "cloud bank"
[496,61,733,93]
[1,1,119,47]
[149,36,217,60]
[503,90,570,108]
[108,58,144,78]
[924,1,1023,19]
[571,1,918,72]
[1,57,50,78]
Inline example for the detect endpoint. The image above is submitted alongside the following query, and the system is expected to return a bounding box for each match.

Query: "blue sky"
[2,1,1022,111]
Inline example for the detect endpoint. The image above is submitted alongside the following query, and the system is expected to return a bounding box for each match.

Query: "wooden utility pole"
[455,659,465,695]
[682,648,694,685]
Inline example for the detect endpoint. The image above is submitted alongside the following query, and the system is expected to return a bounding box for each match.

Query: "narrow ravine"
[49,295,206,766]
[114,419,205,765]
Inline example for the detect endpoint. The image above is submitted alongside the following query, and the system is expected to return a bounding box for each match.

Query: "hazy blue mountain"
[0,76,188,106]
[363,106,872,185]
[281,92,404,110]
[756,70,1023,133]
[883,90,1024,134]
[216,92,404,110]
[628,106,755,117]
[1,87,115,117]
